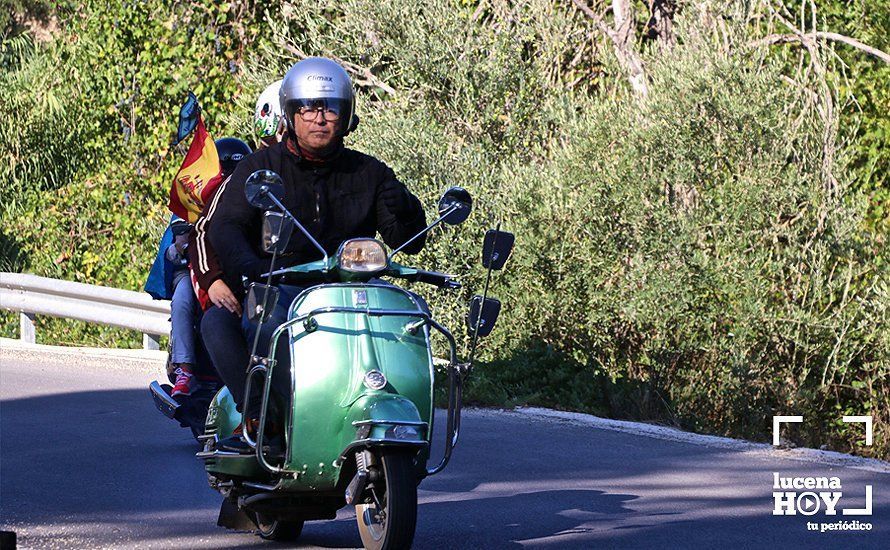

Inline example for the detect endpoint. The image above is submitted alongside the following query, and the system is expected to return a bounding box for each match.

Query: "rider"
[200,57,427,451]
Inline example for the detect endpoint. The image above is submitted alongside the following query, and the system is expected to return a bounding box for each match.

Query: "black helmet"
[215,137,252,176]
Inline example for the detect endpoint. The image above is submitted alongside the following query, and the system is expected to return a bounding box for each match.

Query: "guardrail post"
[143,333,160,351]
[19,312,36,343]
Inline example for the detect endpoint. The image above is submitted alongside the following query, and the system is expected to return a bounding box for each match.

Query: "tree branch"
[570,0,613,38]
[750,32,890,64]
[570,0,649,97]
[765,5,840,210]
[283,43,397,96]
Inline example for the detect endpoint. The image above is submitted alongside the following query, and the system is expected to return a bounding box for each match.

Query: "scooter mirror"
[438,186,472,225]
[245,170,285,211]
[261,211,294,254]
[466,295,501,337]
[246,283,280,323]
[482,229,514,270]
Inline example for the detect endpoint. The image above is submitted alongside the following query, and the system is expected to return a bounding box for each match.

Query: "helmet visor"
[286,97,351,123]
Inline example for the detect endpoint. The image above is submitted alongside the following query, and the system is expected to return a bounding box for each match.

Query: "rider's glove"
[379,179,415,220]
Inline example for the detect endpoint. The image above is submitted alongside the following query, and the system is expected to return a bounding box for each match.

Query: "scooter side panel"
[282,284,434,490]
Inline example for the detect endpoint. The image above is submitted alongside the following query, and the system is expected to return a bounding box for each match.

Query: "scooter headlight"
[338,239,388,273]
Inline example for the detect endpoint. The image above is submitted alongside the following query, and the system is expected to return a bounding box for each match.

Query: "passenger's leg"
[169,276,197,364]
[169,275,199,396]
[201,305,250,410]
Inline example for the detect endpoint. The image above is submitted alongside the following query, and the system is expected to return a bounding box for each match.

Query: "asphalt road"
[1,348,888,549]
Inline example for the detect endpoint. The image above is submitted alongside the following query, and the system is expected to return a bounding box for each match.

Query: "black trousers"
[201,285,304,418]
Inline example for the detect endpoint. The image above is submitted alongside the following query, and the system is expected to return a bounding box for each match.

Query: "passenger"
[254,79,286,149]
[188,81,287,314]
[147,137,252,398]
[145,215,194,389]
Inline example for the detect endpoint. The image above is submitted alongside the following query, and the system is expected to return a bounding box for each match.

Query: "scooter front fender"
[276,392,429,492]
[343,393,430,447]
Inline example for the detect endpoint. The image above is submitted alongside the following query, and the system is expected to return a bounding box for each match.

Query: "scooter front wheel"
[255,513,304,542]
[356,450,418,550]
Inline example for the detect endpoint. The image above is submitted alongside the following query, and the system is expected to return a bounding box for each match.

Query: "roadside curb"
[0,337,166,366]
[494,407,890,474]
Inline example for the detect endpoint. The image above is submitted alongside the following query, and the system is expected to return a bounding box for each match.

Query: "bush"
[0,0,273,344]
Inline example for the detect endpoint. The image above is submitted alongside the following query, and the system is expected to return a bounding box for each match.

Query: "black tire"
[356,450,418,550]
[255,513,304,542]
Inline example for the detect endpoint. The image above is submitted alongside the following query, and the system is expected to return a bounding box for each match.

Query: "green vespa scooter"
[196,170,513,549]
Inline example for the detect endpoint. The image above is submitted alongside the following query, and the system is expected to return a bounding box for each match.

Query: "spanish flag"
[168,116,222,224]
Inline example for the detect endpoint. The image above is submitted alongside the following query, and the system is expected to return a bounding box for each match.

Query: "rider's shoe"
[218,418,257,453]
[218,419,283,456]
[170,364,195,397]
[219,434,253,453]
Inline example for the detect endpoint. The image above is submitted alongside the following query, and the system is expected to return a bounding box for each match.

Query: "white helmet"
[254,80,283,139]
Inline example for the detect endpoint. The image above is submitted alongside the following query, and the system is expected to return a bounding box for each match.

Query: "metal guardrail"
[0,272,170,350]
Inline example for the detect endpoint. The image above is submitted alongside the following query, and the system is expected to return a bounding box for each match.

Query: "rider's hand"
[274,119,287,144]
[379,180,414,219]
[208,279,242,316]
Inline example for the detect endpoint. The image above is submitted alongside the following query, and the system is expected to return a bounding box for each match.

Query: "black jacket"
[204,140,427,293]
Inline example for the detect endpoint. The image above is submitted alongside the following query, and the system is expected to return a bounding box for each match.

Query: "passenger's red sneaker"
[170,364,195,397]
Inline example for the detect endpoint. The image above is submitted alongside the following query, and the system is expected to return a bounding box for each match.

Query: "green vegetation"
[1,0,887,458]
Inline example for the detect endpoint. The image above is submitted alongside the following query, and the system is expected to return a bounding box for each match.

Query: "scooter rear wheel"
[355,450,418,550]
[255,513,304,542]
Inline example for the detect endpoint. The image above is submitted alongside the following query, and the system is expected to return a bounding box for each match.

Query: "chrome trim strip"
[196,449,251,459]
[351,419,429,428]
